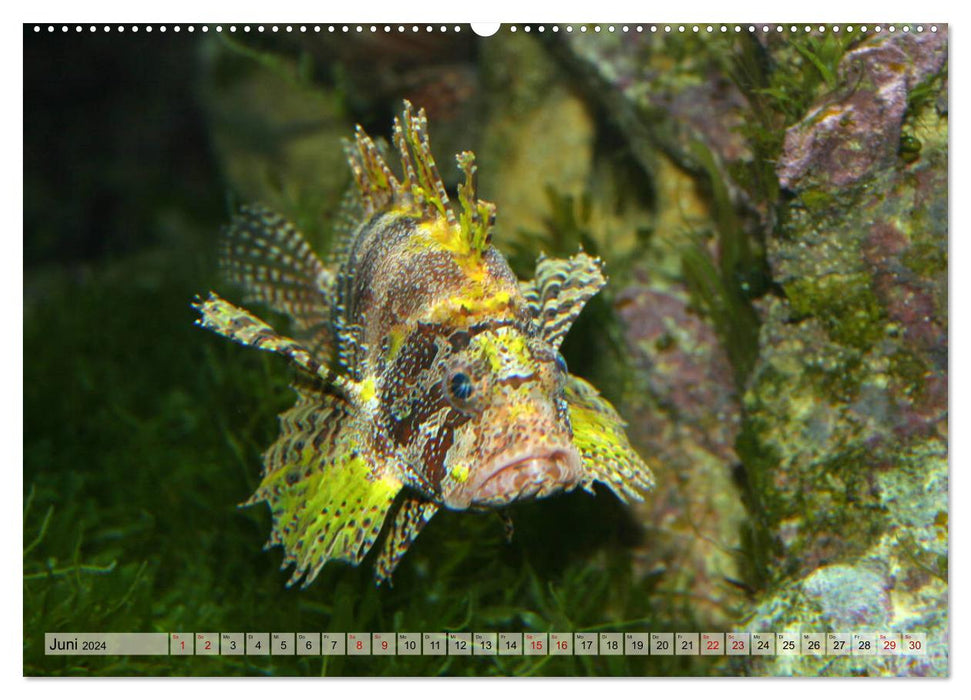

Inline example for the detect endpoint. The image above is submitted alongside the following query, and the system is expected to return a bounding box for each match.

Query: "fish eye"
[449,372,474,401]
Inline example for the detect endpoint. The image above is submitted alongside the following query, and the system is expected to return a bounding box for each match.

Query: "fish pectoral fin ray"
[327,186,367,264]
[194,291,328,379]
[266,466,402,588]
[220,204,335,360]
[565,375,655,502]
[520,252,606,349]
[374,497,439,586]
[244,380,403,587]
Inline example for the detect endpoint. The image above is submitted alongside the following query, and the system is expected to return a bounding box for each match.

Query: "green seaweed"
[680,141,765,389]
[677,30,859,391]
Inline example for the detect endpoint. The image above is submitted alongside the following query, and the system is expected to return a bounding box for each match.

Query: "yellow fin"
[565,375,655,501]
[244,380,402,587]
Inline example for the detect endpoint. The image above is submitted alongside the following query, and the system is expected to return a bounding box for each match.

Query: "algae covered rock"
[777,29,947,191]
[553,25,948,676]
[735,27,948,676]
[615,279,747,630]
[552,28,752,178]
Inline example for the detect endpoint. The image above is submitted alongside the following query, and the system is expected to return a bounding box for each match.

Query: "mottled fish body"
[195,102,654,586]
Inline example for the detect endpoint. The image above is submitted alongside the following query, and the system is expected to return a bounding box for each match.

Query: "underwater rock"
[801,563,893,630]
[477,33,597,241]
[300,31,478,122]
[615,278,747,628]
[616,283,739,465]
[733,554,944,676]
[777,28,947,191]
[736,27,948,676]
[549,29,752,182]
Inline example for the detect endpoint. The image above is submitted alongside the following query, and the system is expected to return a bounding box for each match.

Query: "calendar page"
[22,13,948,679]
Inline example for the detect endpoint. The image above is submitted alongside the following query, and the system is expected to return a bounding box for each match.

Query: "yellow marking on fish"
[477,331,530,372]
[424,286,514,324]
[359,377,377,403]
[420,218,471,257]
[384,326,407,363]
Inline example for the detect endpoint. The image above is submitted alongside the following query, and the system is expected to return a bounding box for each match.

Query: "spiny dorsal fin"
[345,123,402,215]
[374,497,439,586]
[520,252,607,350]
[456,151,496,253]
[394,103,454,226]
[565,375,655,502]
[344,101,496,256]
[220,204,335,361]
[244,379,402,588]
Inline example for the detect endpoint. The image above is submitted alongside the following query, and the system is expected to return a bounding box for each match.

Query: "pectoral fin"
[565,375,655,501]
[194,292,326,378]
[245,380,403,587]
[374,497,439,586]
[520,252,606,349]
[220,205,335,360]
[194,292,361,401]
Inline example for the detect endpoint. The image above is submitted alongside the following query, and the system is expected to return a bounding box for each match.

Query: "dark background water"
[24,28,222,266]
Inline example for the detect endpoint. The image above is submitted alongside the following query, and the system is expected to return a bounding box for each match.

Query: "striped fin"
[327,187,366,266]
[520,252,606,349]
[374,497,439,586]
[220,204,335,361]
[334,316,369,381]
[245,379,403,588]
[565,375,655,502]
[194,292,325,379]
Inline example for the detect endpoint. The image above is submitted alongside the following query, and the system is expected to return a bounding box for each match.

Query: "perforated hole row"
[31,24,942,35]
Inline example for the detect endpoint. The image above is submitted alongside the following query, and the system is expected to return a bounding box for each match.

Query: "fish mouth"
[444,447,583,510]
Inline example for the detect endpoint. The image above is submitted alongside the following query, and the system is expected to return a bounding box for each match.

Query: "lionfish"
[195,102,654,587]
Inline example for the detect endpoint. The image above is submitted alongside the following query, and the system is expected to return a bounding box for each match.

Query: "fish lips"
[443,446,583,510]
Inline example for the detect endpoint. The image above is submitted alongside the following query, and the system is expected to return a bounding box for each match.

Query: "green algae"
[785,273,885,350]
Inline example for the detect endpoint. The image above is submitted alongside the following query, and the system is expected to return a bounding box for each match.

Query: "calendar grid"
[44,631,929,657]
